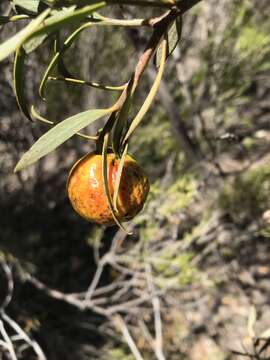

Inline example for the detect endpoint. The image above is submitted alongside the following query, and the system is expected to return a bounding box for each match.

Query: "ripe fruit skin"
[67,152,150,225]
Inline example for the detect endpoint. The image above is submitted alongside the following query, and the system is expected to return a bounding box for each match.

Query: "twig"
[0,320,17,360]
[146,265,166,360]
[107,293,157,315]
[84,254,110,304]
[1,312,47,360]
[28,273,111,316]
[0,260,14,311]
[138,319,156,351]
[113,315,144,360]
[84,227,129,303]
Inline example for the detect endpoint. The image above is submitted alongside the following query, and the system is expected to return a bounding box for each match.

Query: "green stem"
[123,37,167,142]
[49,76,127,91]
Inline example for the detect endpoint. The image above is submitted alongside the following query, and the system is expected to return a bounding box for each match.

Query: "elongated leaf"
[13,0,40,13]
[112,79,132,156]
[31,105,98,139]
[124,38,167,142]
[14,108,111,172]
[32,2,105,37]
[97,108,121,154]
[156,16,182,67]
[57,57,72,77]
[0,8,50,62]
[39,14,134,99]
[54,34,72,77]
[112,99,130,156]
[13,47,32,121]
[39,22,92,99]
[113,143,128,212]
[23,6,100,53]
[0,3,106,61]
[102,133,130,234]
[23,33,48,53]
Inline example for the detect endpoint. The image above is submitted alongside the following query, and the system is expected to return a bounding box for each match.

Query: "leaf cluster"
[0,0,191,231]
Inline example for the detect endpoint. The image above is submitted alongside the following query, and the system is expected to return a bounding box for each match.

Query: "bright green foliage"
[106,348,135,360]
[219,165,270,225]
[153,251,198,288]
[133,173,199,289]
[135,172,197,229]
[132,113,176,168]
[159,174,197,217]
[14,108,111,172]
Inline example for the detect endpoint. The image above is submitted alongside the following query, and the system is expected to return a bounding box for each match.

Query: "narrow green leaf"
[39,14,136,99]
[113,143,128,212]
[102,133,131,234]
[112,91,131,155]
[124,38,167,142]
[0,8,50,62]
[32,2,106,37]
[13,0,40,13]
[23,33,48,53]
[0,3,106,61]
[31,105,98,139]
[96,111,117,154]
[55,33,72,77]
[14,108,111,172]
[156,16,182,67]
[57,57,72,77]
[13,47,32,121]
[39,22,92,100]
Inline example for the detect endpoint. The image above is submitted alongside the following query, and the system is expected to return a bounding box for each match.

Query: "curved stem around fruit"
[102,133,132,234]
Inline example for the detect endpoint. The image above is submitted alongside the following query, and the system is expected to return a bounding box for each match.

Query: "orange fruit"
[67,152,150,225]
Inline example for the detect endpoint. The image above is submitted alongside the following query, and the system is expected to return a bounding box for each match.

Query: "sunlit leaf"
[113,143,128,212]
[156,16,182,67]
[13,0,40,13]
[112,80,132,155]
[39,21,93,99]
[13,47,32,121]
[14,108,111,172]
[23,33,48,53]
[31,105,98,140]
[39,14,134,99]
[124,37,167,142]
[55,33,72,77]
[0,8,50,62]
[32,2,105,37]
[102,133,130,234]
[0,2,106,60]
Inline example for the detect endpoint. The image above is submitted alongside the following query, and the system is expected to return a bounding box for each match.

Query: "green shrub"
[219,165,270,225]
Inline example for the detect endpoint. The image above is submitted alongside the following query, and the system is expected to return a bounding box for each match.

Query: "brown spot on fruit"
[66,152,150,225]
